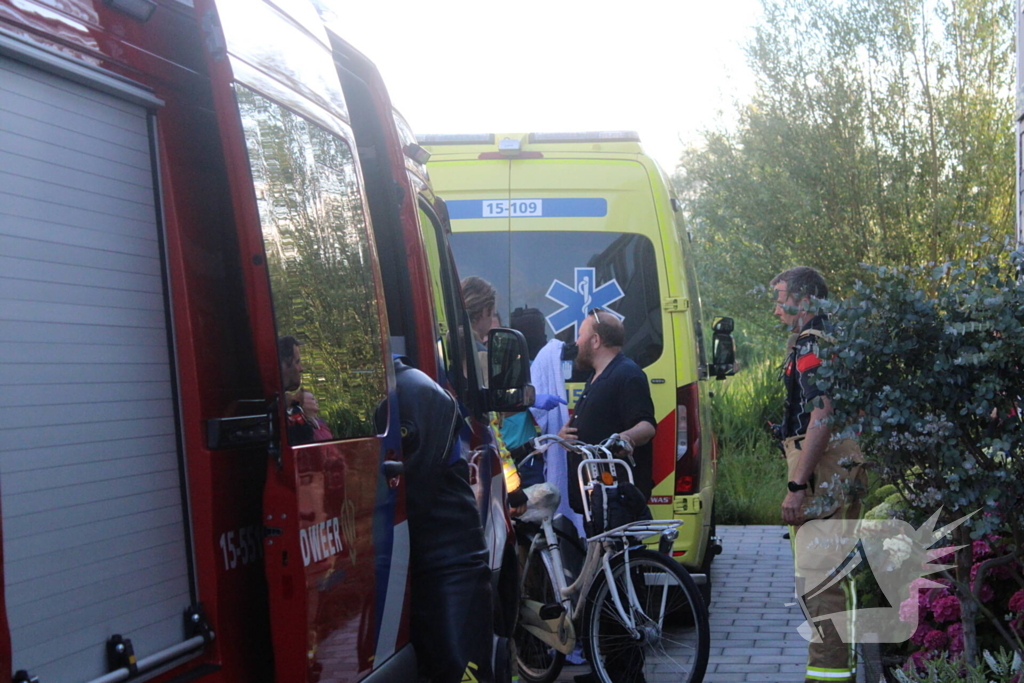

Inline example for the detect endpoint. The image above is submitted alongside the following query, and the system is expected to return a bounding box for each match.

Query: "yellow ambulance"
[420,131,736,598]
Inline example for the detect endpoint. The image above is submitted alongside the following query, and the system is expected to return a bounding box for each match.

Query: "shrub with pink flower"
[972,539,992,559]
[945,622,963,655]
[1008,588,1024,614]
[931,595,961,623]
[922,628,948,651]
[875,532,1022,668]
[900,596,922,623]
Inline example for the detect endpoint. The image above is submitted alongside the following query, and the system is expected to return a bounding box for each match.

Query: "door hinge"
[186,604,215,644]
[663,297,689,312]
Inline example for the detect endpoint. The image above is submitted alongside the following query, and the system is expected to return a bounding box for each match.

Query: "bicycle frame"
[518,436,684,647]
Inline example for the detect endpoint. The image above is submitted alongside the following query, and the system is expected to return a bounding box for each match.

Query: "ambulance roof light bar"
[528,130,641,143]
[417,133,495,145]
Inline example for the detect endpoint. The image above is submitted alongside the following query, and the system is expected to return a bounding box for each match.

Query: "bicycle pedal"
[538,603,565,620]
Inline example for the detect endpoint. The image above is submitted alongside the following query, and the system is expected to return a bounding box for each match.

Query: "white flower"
[883,534,913,568]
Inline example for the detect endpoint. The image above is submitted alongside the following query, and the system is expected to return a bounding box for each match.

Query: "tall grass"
[711,354,789,525]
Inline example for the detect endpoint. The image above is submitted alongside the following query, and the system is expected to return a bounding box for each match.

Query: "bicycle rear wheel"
[513,544,567,683]
[582,549,709,683]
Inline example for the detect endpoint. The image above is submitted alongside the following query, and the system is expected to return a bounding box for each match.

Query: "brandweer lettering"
[299,517,343,566]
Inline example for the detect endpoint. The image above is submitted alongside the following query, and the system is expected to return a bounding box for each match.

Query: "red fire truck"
[0,1,522,681]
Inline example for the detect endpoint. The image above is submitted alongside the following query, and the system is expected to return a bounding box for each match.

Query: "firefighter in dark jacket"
[393,356,495,683]
[771,266,865,683]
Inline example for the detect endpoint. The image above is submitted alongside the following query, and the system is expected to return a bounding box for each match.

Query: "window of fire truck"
[234,85,388,441]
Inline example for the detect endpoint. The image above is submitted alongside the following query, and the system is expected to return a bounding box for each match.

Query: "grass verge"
[712,354,788,525]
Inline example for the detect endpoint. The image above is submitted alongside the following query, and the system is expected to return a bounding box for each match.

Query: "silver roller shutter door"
[0,54,194,681]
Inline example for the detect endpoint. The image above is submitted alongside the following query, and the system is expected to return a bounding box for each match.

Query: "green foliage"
[864,482,898,511]
[711,355,788,525]
[819,244,1024,539]
[892,649,1022,682]
[675,0,1014,340]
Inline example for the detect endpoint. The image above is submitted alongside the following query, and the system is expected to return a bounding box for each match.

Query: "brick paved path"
[553,525,813,682]
[703,525,808,682]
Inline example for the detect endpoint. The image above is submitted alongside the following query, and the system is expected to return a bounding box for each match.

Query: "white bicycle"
[512,435,710,683]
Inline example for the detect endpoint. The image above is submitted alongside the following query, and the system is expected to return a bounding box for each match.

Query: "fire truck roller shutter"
[0,51,196,681]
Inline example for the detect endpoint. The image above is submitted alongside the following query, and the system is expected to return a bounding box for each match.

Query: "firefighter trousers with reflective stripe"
[790,514,857,683]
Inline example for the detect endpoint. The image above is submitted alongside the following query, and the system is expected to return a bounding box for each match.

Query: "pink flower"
[909,622,929,646]
[931,595,961,623]
[978,582,995,603]
[972,539,992,559]
[947,622,964,654]
[971,557,1018,582]
[989,562,1015,581]
[899,597,919,623]
[923,629,948,651]
[909,577,935,592]
[1009,588,1024,613]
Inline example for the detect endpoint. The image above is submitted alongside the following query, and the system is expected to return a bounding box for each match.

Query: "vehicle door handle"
[383,460,405,478]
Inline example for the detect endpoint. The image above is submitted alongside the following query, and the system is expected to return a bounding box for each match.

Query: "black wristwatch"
[788,481,809,493]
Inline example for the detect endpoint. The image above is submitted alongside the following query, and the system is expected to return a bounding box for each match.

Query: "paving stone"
[552,525,809,682]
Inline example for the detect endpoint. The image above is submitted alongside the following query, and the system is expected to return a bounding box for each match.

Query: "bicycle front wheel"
[513,544,566,683]
[582,549,709,683]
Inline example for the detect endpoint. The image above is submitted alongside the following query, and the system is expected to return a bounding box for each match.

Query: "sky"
[321,1,762,173]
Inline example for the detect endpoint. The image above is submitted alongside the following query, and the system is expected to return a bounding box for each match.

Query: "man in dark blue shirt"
[558,308,657,513]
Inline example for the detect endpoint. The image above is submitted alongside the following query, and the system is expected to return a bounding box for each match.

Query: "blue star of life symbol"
[545,267,625,336]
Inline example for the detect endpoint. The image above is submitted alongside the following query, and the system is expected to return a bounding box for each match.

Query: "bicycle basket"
[585,481,652,537]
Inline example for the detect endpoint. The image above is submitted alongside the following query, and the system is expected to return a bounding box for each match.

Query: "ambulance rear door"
[506,155,678,499]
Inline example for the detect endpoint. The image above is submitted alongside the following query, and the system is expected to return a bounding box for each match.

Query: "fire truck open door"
[195,1,412,680]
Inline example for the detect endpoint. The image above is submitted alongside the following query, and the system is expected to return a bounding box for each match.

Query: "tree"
[676,0,1014,342]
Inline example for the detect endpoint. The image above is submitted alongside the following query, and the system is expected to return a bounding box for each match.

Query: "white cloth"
[529,339,585,537]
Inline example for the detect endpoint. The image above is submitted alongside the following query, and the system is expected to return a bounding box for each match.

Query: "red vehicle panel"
[0,2,521,682]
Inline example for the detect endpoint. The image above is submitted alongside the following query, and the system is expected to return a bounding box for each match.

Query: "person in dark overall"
[556,308,656,683]
[392,355,496,683]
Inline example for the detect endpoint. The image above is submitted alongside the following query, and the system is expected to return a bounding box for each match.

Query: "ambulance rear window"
[450,231,663,368]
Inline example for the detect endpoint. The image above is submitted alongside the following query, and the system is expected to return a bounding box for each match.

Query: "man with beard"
[557,308,656,517]
[557,308,656,683]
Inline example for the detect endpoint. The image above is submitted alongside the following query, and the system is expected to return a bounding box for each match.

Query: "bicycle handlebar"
[529,434,635,466]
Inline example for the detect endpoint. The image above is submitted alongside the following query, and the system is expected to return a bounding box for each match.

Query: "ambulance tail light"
[675,382,701,495]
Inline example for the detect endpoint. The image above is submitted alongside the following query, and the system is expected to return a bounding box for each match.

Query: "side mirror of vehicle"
[711,317,737,380]
[486,328,535,412]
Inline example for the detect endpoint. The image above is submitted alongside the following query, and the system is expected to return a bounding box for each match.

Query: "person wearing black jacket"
[557,309,657,513]
[393,356,495,683]
[555,310,656,683]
